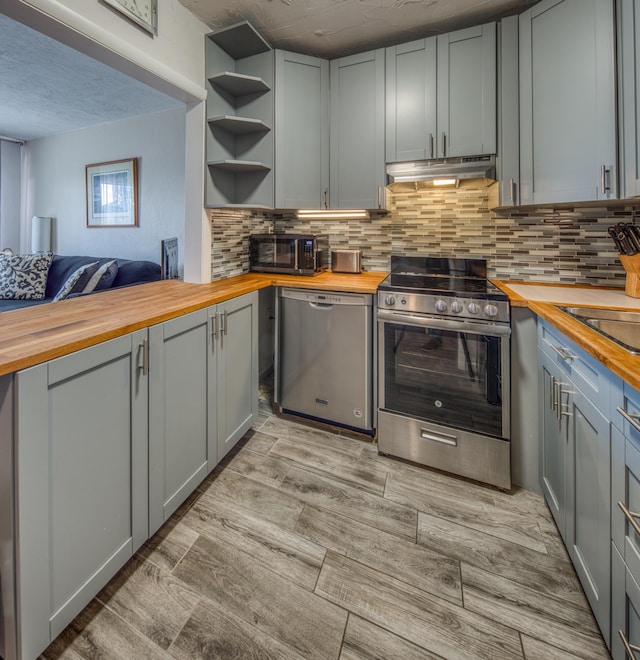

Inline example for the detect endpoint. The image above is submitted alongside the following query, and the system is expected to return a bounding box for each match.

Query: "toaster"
[331,249,362,273]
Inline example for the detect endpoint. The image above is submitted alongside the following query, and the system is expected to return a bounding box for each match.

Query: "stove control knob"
[468,302,481,315]
[435,300,448,313]
[484,304,499,318]
[451,301,464,314]
[384,295,396,306]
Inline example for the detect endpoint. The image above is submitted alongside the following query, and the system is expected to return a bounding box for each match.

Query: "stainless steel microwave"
[249,234,327,275]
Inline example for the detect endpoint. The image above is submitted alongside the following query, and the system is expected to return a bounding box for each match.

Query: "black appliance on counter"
[249,234,327,276]
[377,256,511,489]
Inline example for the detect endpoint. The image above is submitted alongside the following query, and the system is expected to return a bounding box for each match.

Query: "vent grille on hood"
[386,155,496,184]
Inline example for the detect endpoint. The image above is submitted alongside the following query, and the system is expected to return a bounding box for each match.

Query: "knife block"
[619,254,640,298]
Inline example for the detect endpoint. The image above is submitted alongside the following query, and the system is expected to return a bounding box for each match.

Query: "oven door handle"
[377,310,511,336]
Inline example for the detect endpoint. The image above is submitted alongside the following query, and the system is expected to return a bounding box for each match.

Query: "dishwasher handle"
[309,302,334,310]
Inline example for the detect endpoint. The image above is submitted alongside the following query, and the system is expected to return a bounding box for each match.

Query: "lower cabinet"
[537,319,613,647]
[4,291,259,659]
[13,330,149,660]
[149,291,259,534]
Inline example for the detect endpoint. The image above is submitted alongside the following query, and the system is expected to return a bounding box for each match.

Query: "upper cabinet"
[330,49,387,210]
[386,23,496,163]
[437,23,497,158]
[618,0,640,198]
[205,22,275,208]
[274,51,330,209]
[518,0,617,205]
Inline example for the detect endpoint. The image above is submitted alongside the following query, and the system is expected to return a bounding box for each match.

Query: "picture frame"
[102,0,158,36]
[86,158,138,228]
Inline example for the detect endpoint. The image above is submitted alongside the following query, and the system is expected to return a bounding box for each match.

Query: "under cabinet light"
[432,178,459,187]
[296,209,370,220]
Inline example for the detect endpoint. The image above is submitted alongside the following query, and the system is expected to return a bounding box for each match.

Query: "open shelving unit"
[205,22,274,208]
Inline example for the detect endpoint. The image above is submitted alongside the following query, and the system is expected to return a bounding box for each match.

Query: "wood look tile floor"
[42,386,610,660]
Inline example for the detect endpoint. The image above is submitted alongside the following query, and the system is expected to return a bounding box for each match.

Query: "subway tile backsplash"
[209,182,632,286]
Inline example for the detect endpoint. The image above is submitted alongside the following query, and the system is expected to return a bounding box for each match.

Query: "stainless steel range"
[377,256,511,489]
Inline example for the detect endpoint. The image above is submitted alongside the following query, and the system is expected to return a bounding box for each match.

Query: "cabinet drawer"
[537,319,613,416]
[613,424,640,582]
[612,543,640,660]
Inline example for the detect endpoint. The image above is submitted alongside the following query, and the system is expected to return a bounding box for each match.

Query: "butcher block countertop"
[494,280,640,392]
[0,270,387,377]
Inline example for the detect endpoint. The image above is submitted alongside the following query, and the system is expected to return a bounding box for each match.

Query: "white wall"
[4,0,212,282]
[0,141,22,252]
[27,108,186,268]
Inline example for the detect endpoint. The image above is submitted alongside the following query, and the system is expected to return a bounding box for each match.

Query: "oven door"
[250,237,298,272]
[378,310,510,440]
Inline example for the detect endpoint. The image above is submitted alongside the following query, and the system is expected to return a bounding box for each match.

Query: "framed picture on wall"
[86,158,138,228]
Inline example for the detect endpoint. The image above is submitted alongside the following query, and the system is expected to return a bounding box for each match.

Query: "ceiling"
[178,0,537,58]
[0,13,183,142]
[0,1,537,142]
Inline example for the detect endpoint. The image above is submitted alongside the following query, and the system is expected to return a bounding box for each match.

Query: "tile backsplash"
[209,182,635,286]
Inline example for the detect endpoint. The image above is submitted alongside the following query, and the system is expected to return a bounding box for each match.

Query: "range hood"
[386,155,496,186]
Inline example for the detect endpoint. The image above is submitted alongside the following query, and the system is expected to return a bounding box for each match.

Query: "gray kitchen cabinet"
[330,49,387,210]
[205,22,275,208]
[215,291,259,460]
[538,318,613,646]
[275,50,330,209]
[148,292,259,532]
[498,15,520,205]
[618,0,640,197]
[612,542,640,659]
[519,0,617,204]
[149,309,216,535]
[385,38,437,162]
[385,23,496,164]
[9,331,149,659]
[436,22,496,158]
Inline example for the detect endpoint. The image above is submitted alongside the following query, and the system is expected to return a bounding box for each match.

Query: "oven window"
[382,321,504,438]
[254,240,295,268]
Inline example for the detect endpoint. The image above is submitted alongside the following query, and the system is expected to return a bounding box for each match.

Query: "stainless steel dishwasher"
[275,288,374,433]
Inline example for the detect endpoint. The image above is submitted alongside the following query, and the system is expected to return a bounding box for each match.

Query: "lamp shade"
[31,216,52,253]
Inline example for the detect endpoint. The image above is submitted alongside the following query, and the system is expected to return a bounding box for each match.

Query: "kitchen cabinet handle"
[558,384,573,418]
[555,380,562,420]
[211,313,218,339]
[377,186,383,209]
[221,310,228,336]
[509,178,517,204]
[601,165,611,195]
[619,629,640,658]
[429,133,434,158]
[618,501,640,538]
[441,132,447,157]
[137,337,149,376]
[617,406,640,433]
[550,374,556,411]
[324,188,329,209]
[550,344,575,361]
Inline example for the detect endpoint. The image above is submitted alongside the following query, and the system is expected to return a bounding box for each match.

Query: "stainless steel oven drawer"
[377,410,511,490]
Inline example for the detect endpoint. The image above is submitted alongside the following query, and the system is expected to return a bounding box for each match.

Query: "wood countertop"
[494,280,640,392]
[0,270,387,377]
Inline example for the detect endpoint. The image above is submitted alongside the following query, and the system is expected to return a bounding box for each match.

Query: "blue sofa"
[0,254,161,312]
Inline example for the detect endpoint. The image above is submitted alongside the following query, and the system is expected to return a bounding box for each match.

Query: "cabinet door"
[217,291,259,460]
[568,383,611,645]
[149,309,216,535]
[14,331,148,658]
[436,23,496,158]
[519,0,616,204]
[618,0,640,197]
[330,49,386,209]
[385,38,437,162]
[275,50,329,208]
[612,543,640,660]
[499,15,520,205]
[539,347,569,539]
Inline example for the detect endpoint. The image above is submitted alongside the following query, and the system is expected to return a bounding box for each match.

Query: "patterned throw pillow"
[53,261,99,301]
[82,260,119,293]
[0,252,54,299]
